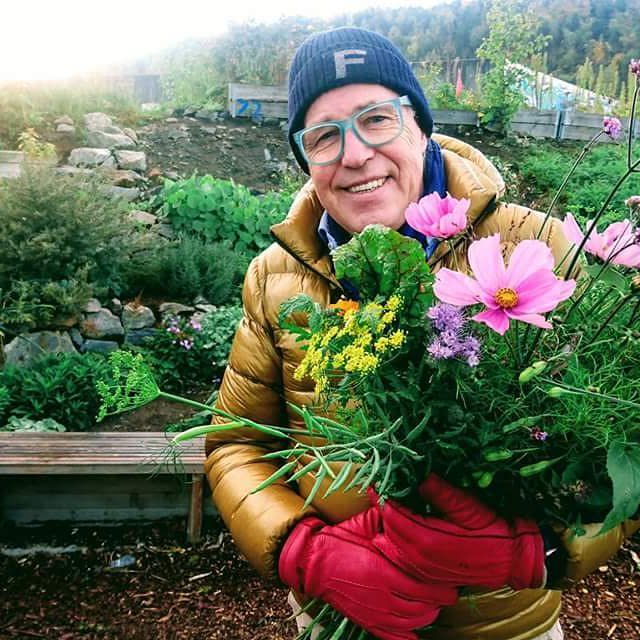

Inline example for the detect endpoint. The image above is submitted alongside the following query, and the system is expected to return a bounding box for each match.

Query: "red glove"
[278,507,458,640]
[373,474,545,591]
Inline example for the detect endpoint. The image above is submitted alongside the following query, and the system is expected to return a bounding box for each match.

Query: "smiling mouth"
[346,177,387,194]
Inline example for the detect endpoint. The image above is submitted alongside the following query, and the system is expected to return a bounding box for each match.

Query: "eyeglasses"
[294,95,413,167]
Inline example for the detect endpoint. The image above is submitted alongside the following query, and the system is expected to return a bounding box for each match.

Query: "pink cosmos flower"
[405,191,470,239]
[433,234,576,335]
[602,116,622,140]
[562,213,640,268]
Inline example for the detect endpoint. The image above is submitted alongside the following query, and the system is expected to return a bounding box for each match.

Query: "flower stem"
[628,82,639,170]
[535,132,604,241]
[588,294,633,344]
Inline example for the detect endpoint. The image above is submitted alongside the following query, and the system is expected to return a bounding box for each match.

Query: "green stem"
[628,82,639,170]
[543,378,640,410]
[535,132,604,241]
[158,391,213,413]
[588,294,633,344]
[630,297,640,324]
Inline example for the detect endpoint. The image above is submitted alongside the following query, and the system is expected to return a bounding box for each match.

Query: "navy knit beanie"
[288,27,434,173]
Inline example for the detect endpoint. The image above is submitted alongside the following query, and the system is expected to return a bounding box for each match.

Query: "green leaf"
[599,442,640,533]
[332,225,433,324]
[584,263,629,293]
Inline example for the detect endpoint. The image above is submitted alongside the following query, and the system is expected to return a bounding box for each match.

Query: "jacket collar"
[270,134,503,276]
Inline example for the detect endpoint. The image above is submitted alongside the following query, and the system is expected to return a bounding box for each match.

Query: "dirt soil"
[136,116,297,193]
[1,520,638,640]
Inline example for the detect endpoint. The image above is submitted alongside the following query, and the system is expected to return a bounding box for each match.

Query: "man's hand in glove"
[373,473,546,591]
[278,506,458,640]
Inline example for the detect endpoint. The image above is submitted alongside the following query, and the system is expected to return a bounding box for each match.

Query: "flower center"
[495,287,519,309]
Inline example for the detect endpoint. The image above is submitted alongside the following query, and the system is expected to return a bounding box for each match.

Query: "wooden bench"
[0,432,207,543]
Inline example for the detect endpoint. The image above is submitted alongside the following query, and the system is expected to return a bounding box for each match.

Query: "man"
[205,27,638,640]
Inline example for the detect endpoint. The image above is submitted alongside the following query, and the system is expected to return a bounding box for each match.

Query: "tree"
[476,0,550,131]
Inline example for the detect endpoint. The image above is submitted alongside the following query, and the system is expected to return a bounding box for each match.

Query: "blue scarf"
[318,138,446,298]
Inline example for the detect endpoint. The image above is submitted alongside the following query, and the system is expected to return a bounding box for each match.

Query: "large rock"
[56,166,95,177]
[82,339,119,354]
[87,130,135,149]
[122,127,138,143]
[56,123,76,134]
[122,303,156,330]
[3,331,76,366]
[128,210,158,226]
[54,115,74,126]
[114,150,147,172]
[159,302,195,318]
[102,169,147,187]
[81,309,124,340]
[68,147,111,167]
[102,186,141,202]
[85,112,113,130]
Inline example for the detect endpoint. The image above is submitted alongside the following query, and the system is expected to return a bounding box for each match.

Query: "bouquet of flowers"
[96,60,640,640]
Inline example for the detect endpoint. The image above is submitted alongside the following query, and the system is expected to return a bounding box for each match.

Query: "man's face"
[305,83,427,234]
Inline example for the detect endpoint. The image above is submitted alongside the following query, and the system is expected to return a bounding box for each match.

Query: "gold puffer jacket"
[205,134,639,640]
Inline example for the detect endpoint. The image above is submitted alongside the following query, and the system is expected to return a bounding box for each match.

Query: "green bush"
[0,165,133,289]
[122,236,246,304]
[138,306,242,392]
[154,175,293,258]
[200,305,244,369]
[519,143,640,226]
[1,274,94,332]
[0,353,110,431]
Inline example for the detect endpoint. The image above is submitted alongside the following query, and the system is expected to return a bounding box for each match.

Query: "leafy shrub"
[200,305,244,369]
[17,128,57,160]
[138,306,242,392]
[154,175,293,258]
[0,353,111,431]
[122,236,246,304]
[519,143,640,226]
[0,416,66,432]
[0,165,133,291]
[0,274,93,331]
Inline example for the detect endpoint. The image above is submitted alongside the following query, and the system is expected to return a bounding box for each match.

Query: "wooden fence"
[228,83,639,142]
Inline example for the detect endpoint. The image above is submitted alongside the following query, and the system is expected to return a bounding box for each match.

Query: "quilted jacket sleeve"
[553,519,640,589]
[204,256,315,577]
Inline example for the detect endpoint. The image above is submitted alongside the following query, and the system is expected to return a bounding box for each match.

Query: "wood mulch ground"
[1,519,638,640]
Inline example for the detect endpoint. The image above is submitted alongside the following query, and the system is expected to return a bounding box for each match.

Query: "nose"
[340,129,374,168]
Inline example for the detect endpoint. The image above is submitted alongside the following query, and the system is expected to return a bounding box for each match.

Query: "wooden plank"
[511,110,557,126]
[187,474,204,543]
[432,110,477,126]
[228,83,288,119]
[0,432,205,474]
[1,474,217,524]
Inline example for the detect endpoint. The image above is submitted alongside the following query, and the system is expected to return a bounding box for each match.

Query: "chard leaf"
[332,225,433,325]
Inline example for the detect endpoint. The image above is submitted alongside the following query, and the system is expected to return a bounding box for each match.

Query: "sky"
[0,0,446,82]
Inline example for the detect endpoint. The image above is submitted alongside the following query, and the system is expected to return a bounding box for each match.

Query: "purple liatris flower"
[427,303,466,332]
[427,304,481,366]
[630,59,640,80]
[602,116,622,140]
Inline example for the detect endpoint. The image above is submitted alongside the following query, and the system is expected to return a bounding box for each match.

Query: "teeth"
[347,178,385,193]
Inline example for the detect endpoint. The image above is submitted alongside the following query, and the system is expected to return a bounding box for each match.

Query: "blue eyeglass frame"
[293,95,413,167]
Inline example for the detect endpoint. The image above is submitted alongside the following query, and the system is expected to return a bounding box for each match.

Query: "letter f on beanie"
[288,27,434,173]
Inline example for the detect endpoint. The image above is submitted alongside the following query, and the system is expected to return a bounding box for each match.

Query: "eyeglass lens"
[301,101,403,165]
